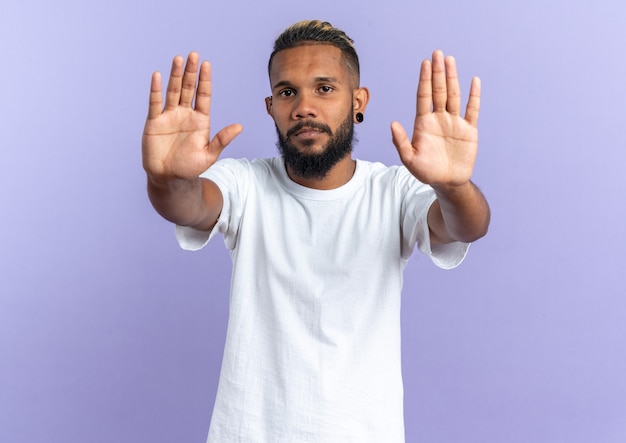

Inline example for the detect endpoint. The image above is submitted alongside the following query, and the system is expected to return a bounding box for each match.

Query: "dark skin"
[389,51,489,243]
[142,52,239,231]
[142,46,489,243]
[265,44,369,189]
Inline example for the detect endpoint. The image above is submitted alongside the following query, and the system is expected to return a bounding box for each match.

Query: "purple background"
[2,0,625,442]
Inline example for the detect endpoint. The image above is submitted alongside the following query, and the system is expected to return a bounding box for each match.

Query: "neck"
[285,155,356,190]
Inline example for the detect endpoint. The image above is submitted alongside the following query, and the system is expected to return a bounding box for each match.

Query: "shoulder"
[356,160,423,189]
[201,157,279,181]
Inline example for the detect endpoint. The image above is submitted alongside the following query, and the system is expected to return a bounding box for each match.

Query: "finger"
[390,121,414,161]
[208,123,244,156]
[445,56,461,116]
[180,52,200,108]
[431,50,447,112]
[416,59,432,117]
[164,55,184,111]
[195,60,212,116]
[465,77,481,127]
[147,71,163,119]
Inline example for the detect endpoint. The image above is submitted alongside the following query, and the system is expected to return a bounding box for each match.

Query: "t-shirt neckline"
[272,157,366,201]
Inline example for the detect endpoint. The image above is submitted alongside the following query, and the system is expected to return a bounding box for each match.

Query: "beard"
[275,114,354,180]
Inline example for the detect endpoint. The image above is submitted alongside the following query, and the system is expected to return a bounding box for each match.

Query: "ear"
[352,87,370,124]
[265,96,274,118]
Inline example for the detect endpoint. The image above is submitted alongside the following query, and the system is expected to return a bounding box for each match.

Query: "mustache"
[286,121,332,138]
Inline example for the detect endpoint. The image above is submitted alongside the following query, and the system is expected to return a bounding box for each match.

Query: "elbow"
[463,225,489,243]
[452,208,491,243]
[460,211,491,243]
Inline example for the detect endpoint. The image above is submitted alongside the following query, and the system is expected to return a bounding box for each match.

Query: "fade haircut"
[268,20,360,84]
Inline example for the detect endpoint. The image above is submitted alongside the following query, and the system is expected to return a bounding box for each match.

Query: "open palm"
[142,52,242,182]
[391,51,480,188]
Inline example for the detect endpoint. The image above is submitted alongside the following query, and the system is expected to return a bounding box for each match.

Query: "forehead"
[269,44,351,86]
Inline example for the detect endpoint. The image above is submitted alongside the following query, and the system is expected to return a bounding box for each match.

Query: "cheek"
[272,115,289,134]
[270,110,291,137]
[330,104,354,128]
[269,104,289,122]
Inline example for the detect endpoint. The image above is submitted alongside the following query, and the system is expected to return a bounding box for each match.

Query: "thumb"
[390,121,412,158]
[209,123,244,156]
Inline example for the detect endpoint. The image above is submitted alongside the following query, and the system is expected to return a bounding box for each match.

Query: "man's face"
[267,44,359,179]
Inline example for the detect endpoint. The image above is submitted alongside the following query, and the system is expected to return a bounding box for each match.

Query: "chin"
[296,139,329,153]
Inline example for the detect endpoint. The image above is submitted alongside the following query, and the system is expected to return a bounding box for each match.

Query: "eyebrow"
[271,76,340,90]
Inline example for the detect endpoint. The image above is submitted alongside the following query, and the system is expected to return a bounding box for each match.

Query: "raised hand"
[391,50,480,189]
[142,52,243,183]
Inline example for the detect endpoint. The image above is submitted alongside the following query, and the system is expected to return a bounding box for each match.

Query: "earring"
[355,112,364,123]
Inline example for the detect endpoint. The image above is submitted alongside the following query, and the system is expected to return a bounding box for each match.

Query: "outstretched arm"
[391,50,490,244]
[142,52,243,231]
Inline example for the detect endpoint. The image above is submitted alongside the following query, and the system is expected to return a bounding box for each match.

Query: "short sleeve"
[415,199,470,269]
[175,158,249,251]
[398,167,470,269]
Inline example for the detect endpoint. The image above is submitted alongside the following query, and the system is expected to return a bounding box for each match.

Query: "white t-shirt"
[176,157,469,443]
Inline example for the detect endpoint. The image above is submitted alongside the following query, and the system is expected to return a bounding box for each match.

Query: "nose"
[291,92,318,120]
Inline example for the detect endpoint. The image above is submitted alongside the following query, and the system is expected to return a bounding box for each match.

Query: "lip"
[295,128,324,138]
[286,121,332,140]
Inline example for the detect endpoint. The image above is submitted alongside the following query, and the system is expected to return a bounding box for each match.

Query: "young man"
[143,20,489,443]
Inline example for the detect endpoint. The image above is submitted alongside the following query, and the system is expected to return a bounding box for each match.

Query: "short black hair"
[268,20,360,83]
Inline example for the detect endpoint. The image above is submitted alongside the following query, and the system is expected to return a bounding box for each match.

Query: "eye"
[278,89,295,97]
[318,85,334,94]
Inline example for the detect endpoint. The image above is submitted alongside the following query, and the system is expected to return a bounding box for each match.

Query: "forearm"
[147,175,223,231]
[428,181,490,244]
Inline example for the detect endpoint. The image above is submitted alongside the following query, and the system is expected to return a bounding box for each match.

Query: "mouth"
[294,127,325,138]
[287,122,331,140]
